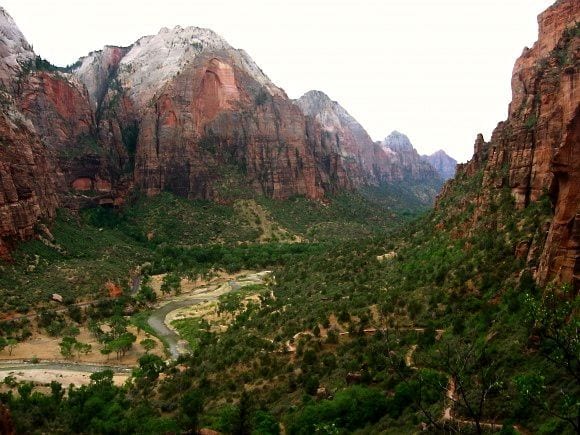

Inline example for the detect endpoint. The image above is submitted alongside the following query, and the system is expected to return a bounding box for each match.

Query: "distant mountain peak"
[422,150,457,181]
[381,131,414,152]
[295,90,359,132]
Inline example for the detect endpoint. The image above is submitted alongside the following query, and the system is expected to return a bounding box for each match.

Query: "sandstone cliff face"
[439,0,579,290]
[0,9,59,257]
[0,94,58,259]
[423,150,457,181]
[16,69,126,208]
[133,54,327,200]
[89,28,364,201]
[0,8,131,252]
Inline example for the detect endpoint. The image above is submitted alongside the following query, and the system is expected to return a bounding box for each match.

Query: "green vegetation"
[1,159,576,433]
[0,188,422,313]
[254,89,269,106]
[171,318,210,351]
[524,114,538,130]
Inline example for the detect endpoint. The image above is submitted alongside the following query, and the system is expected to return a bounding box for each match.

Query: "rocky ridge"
[438,0,579,289]
[0,10,446,256]
[294,90,376,186]
[295,92,446,189]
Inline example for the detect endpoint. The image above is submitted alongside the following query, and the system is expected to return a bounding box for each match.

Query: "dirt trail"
[404,340,521,433]
[405,344,418,369]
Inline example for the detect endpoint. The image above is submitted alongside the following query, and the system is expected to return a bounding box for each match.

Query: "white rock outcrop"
[0,7,34,89]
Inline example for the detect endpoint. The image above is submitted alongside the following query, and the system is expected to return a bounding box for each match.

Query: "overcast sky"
[3,0,554,162]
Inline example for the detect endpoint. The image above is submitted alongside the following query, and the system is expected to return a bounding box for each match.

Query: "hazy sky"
[3,0,554,162]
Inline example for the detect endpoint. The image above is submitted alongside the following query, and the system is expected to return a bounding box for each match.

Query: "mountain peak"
[73,22,285,110]
[381,130,414,152]
[422,150,457,181]
[295,90,339,120]
[301,90,331,101]
[0,7,34,89]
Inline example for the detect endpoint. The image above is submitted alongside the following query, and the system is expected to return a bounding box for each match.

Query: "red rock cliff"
[88,27,378,201]
[0,94,59,259]
[439,0,579,290]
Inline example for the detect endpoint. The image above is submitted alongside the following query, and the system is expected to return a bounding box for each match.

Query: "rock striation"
[0,7,446,254]
[438,0,579,290]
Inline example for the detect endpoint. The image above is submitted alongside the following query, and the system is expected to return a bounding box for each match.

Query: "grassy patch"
[170,317,210,352]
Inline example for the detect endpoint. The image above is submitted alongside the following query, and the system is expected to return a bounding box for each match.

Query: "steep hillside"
[295,91,443,203]
[438,0,579,291]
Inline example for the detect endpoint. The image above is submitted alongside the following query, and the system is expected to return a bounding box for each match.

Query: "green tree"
[140,338,157,354]
[104,332,137,360]
[439,339,504,435]
[180,389,204,432]
[59,337,76,359]
[7,338,17,356]
[232,390,253,435]
[518,285,580,432]
[252,410,279,435]
[137,354,165,381]
[161,272,181,295]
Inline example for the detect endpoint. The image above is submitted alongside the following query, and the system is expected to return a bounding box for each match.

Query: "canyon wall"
[0,7,448,254]
[439,0,579,289]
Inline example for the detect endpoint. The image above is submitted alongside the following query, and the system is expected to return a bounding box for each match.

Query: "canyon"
[0,0,578,289]
[0,9,443,259]
[0,1,578,433]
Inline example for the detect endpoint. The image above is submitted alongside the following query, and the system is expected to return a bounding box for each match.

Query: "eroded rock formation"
[439,0,579,290]
[0,7,447,254]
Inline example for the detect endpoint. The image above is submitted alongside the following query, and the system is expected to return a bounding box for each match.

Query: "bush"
[286,386,388,434]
